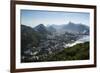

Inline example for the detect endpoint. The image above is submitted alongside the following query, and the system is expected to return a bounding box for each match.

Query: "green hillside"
[44,42,89,61]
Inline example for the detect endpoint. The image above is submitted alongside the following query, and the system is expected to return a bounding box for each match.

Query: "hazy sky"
[21,10,90,27]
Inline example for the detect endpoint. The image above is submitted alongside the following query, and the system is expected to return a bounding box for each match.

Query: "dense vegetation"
[44,42,89,61]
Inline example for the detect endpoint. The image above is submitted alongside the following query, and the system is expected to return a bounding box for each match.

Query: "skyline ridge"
[22,21,89,28]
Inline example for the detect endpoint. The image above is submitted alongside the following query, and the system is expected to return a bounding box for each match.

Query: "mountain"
[34,24,46,30]
[34,24,50,35]
[21,25,41,53]
[62,22,89,34]
[46,22,89,35]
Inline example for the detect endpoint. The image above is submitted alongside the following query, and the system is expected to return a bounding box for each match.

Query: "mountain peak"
[36,24,45,28]
[34,24,46,31]
[34,24,50,35]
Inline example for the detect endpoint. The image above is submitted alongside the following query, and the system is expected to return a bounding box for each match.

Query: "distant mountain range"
[62,22,89,34]
[21,22,89,49]
[22,22,89,38]
[34,22,89,35]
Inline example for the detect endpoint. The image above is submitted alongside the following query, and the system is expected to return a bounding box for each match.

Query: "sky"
[21,10,90,27]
